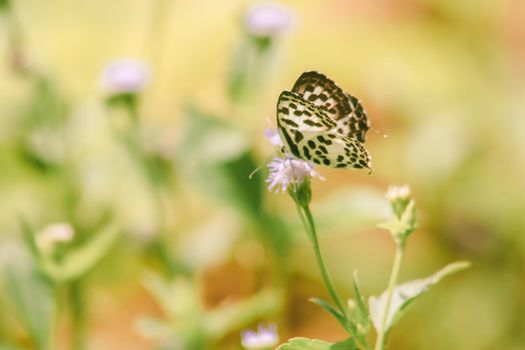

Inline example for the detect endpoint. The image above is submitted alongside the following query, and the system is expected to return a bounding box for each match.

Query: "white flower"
[264,128,283,147]
[266,156,324,193]
[244,2,296,37]
[101,58,150,94]
[385,184,411,203]
[241,323,279,349]
[36,222,74,252]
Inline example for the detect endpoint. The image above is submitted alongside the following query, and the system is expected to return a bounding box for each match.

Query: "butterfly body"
[276,71,372,170]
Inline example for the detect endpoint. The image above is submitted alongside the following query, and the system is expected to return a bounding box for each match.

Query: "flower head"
[241,323,279,349]
[378,184,416,246]
[244,2,296,37]
[266,156,324,194]
[264,128,283,148]
[101,58,150,95]
[385,185,411,203]
[385,184,413,220]
[36,222,74,252]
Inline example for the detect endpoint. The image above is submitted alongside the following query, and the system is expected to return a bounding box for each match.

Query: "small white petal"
[36,222,75,251]
[264,128,283,147]
[241,323,279,349]
[385,184,411,202]
[265,156,324,194]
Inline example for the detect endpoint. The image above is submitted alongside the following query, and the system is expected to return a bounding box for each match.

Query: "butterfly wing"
[276,90,372,170]
[277,90,335,157]
[296,132,372,169]
[292,71,370,142]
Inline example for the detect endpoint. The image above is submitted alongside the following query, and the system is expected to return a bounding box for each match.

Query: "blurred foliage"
[0,0,524,349]
[1,247,54,350]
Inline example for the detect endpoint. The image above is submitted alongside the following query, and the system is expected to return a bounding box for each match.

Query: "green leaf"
[331,338,359,350]
[276,337,359,350]
[56,222,120,281]
[176,107,292,258]
[377,200,416,245]
[309,297,348,331]
[176,107,261,218]
[352,271,370,326]
[135,317,172,339]
[205,289,283,339]
[0,345,25,350]
[0,0,12,11]
[347,271,371,349]
[2,248,54,350]
[18,218,40,260]
[141,273,207,347]
[276,337,332,350]
[141,273,201,319]
[369,261,470,335]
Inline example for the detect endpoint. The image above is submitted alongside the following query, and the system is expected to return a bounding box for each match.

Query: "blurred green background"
[1,0,524,349]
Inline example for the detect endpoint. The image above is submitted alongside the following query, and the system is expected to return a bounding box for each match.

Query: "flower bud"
[101,58,150,95]
[36,222,74,253]
[385,185,411,219]
[244,2,296,38]
[379,185,416,246]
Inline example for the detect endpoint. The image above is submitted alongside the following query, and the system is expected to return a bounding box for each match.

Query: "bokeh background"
[1,0,524,349]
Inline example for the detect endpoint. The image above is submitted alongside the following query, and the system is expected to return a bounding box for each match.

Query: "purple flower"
[244,2,296,37]
[241,323,279,349]
[101,58,150,94]
[264,128,283,147]
[266,157,324,193]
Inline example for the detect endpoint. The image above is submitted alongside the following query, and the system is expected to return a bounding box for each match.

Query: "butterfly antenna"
[248,150,278,179]
[371,127,388,139]
[248,166,261,180]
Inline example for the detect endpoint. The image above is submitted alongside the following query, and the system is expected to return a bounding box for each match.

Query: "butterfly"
[276,71,372,170]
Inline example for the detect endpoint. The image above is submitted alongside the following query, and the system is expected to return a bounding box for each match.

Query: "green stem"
[46,283,60,350]
[70,280,86,350]
[296,203,347,317]
[125,99,165,224]
[374,244,404,350]
[123,101,183,276]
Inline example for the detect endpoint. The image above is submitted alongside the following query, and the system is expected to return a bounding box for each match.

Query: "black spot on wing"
[282,119,298,127]
[278,126,300,157]
[302,146,311,159]
[304,119,323,127]
[317,136,332,145]
[293,131,304,143]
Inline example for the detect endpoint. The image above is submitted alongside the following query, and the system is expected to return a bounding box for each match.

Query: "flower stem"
[374,244,404,350]
[70,279,87,350]
[122,101,184,276]
[296,203,346,317]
